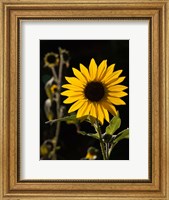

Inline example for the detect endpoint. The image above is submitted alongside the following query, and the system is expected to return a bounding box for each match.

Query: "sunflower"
[61,58,128,125]
[44,52,59,68]
[50,84,58,94]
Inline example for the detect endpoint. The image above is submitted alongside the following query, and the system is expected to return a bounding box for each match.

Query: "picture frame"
[0,0,169,199]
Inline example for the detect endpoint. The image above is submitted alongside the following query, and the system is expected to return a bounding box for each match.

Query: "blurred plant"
[42,47,70,159]
[44,52,59,68]
[40,137,61,160]
[45,77,58,101]
[81,147,99,160]
[44,98,54,121]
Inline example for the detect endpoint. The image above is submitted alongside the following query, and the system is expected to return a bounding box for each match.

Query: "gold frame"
[0,0,169,199]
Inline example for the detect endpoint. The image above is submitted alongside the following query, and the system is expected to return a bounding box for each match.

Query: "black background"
[40,40,129,160]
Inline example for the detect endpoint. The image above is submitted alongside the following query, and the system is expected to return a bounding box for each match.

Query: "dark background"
[40,40,129,160]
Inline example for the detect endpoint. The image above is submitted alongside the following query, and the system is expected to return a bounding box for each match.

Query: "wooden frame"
[0,0,169,199]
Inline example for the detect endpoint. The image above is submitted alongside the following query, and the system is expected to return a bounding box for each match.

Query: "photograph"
[40,40,129,160]
[1,0,168,199]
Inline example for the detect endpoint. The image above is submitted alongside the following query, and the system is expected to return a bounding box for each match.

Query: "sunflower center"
[47,55,56,63]
[84,82,105,102]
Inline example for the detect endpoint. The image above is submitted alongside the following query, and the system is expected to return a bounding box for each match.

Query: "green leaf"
[44,77,55,101]
[77,131,100,140]
[105,116,121,135]
[46,114,77,124]
[108,128,129,158]
[113,128,129,145]
[45,85,53,101]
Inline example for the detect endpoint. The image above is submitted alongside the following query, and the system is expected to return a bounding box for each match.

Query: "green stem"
[51,67,58,82]
[95,120,107,160]
[55,48,64,147]
[105,143,109,160]
[108,143,115,158]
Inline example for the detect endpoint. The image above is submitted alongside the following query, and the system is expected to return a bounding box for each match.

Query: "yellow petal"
[83,102,92,116]
[76,101,88,118]
[90,103,97,119]
[62,84,83,92]
[108,85,128,92]
[97,104,104,125]
[101,103,110,122]
[108,91,128,98]
[104,70,123,85]
[102,64,115,82]
[63,96,83,104]
[80,64,91,81]
[65,77,84,87]
[112,70,123,78]
[61,90,83,96]
[96,60,107,81]
[89,58,97,80]
[107,96,126,105]
[72,68,87,83]
[102,101,117,116]
[68,100,86,113]
[107,77,126,87]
